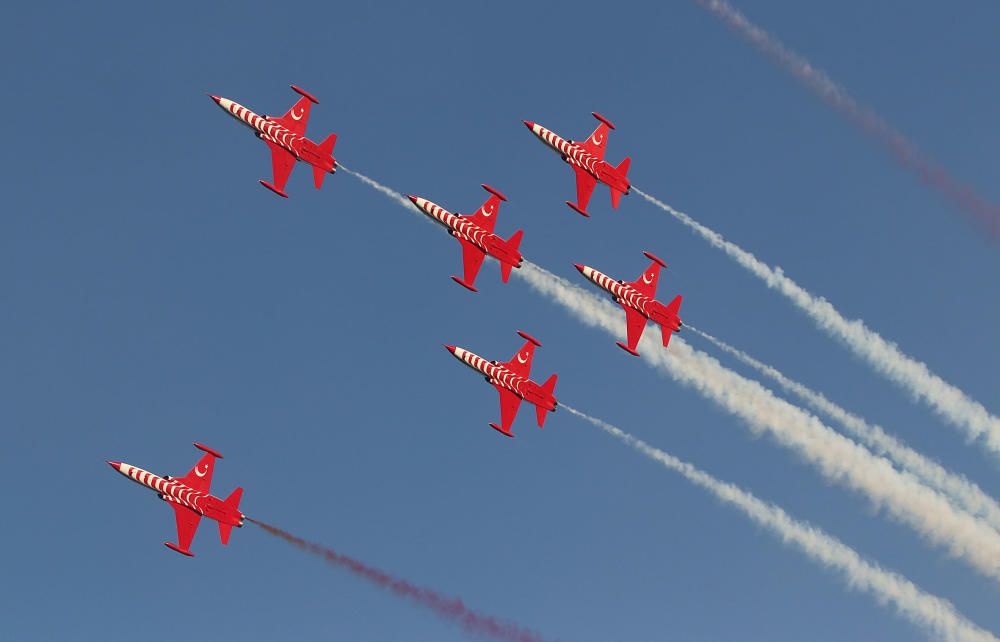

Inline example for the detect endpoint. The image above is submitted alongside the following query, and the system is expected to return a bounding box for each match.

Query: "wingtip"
[489,423,515,438]
[616,342,641,357]
[450,276,478,292]
[517,330,542,347]
[565,201,590,217]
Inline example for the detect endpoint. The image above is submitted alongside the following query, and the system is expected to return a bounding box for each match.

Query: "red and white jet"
[107,443,245,557]
[574,251,683,356]
[522,113,631,217]
[209,85,337,198]
[407,184,524,292]
[445,331,558,437]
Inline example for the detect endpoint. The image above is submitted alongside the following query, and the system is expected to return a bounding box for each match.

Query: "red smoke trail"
[249,518,554,642]
[697,0,1000,240]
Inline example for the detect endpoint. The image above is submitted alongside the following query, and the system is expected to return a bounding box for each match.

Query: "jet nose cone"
[444,344,457,355]
[407,195,419,205]
[573,263,585,273]
[522,120,535,130]
[106,461,121,470]
[207,94,222,104]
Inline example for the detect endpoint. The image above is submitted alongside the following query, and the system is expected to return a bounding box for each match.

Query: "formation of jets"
[109,85,686,556]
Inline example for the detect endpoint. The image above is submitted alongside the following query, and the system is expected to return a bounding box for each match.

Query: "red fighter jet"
[107,443,245,557]
[575,251,683,356]
[445,331,558,437]
[407,184,524,292]
[209,85,337,198]
[523,113,631,217]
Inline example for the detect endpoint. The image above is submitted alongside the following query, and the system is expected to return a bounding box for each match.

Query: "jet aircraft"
[107,443,244,556]
[408,184,524,291]
[574,251,683,356]
[522,112,631,217]
[209,85,337,197]
[445,331,558,437]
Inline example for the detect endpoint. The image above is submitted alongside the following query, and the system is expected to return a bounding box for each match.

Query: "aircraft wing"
[503,338,537,377]
[629,260,663,298]
[574,122,610,160]
[458,240,487,289]
[170,502,201,554]
[175,451,216,494]
[266,140,297,194]
[273,95,313,136]
[572,166,598,214]
[496,385,523,435]
[464,192,503,234]
[622,305,648,354]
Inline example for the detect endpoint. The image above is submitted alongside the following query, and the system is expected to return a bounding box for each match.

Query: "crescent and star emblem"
[482,204,493,217]
[642,272,654,284]
[591,132,604,145]
[517,352,529,364]
[291,107,304,121]
[194,464,209,477]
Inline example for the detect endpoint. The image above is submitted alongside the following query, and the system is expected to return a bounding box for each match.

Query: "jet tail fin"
[535,374,558,428]
[610,157,631,209]
[312,133,338,189]
[499,229,524,283]
[319,132,338,156]
[661,295,683,347]
[219,487,243,545]
[665,294,682,316]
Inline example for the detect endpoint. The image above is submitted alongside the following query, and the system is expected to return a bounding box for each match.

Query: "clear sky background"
[1,1,998,640]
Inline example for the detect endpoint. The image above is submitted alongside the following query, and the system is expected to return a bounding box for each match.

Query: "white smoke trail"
[562,405,998,642]
[633,187,1000,459]
[344,168,1000,584]
[695,0,1000,238]
[514,261,1000,584]
[689,325,1000,535]
[337,163,423,214]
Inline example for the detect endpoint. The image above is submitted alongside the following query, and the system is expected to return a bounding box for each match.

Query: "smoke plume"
[696,0,1000,239]
[562,405,998,642]
[250,518,553,642]
[634,187,1000,459]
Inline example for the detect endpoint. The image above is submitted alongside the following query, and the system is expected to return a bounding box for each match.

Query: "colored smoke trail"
[561,405,999,642]
[688,325,1000,535]
[248,518,554,642]
[344,167,1000,584]
[696,0,1000,239]
[633,187,1000,460]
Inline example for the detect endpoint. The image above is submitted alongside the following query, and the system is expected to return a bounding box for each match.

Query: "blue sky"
[1,1,998,640]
